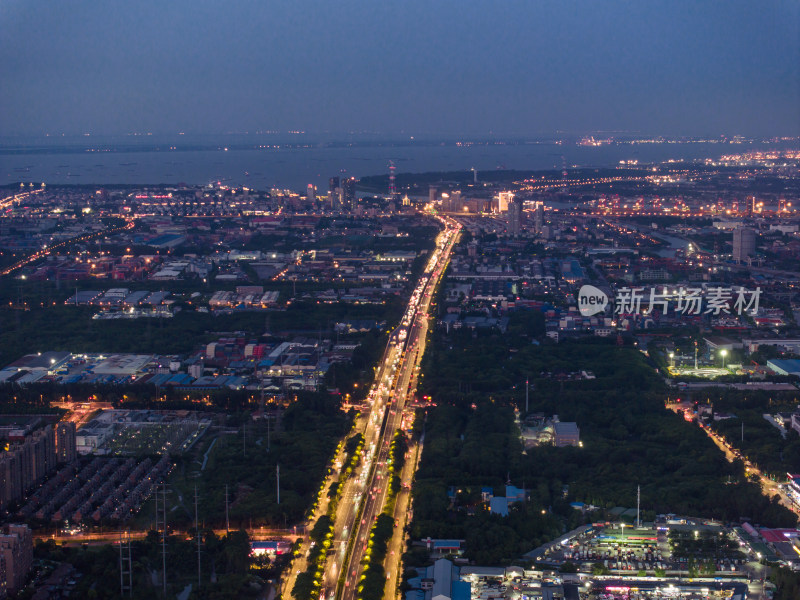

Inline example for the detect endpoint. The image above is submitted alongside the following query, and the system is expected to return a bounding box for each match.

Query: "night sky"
[2,0,799,137]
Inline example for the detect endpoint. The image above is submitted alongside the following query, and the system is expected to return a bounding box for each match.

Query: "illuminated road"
[308,214,460,600]
[281,331,408,599]
[0,217,136,277]
[0,187,44,211]
[382,433,423,600]
[38,527,295,546]
[703,425,796,513]
[667,404,798,514]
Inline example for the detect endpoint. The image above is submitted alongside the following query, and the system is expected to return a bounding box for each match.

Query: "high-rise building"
[329,188,341,211]
[24,426,55,488]
[533,202,544,234]
[0,424,69,511]
[328,177,340,211]
[496,191,514,213]
[0,524,33,594]
[448,191,462,213]
[733,227,756,262]
[328,177,339,197]
[428,185,437,205]
[306,184,316,204]
[342,177,357,213]
[55,422,76,464]
[508,197,524,235]
[0,452,21,513]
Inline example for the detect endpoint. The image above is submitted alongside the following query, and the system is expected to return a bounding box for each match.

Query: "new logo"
[578,285,609,317]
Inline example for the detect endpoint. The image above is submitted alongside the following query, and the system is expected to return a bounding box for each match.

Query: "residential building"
[55,422,77,463]
[0,524,33,594]
[508,197,523,236]
[533,201,544,234]
[733,227,756,262]
[342,177,357,212]
[0,424,71,511]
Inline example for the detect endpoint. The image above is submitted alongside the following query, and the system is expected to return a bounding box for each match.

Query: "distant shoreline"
[2,138,796,192]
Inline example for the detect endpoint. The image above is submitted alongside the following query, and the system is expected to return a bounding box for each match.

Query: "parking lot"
[539,523,751,577]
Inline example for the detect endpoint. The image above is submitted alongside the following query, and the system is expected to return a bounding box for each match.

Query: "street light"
[720,349,728,369]
[669,352,674,369]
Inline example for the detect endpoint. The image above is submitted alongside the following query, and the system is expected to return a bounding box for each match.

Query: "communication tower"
[388,161,397,198]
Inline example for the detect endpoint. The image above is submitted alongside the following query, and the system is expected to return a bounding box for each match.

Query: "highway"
[299,213,460,600]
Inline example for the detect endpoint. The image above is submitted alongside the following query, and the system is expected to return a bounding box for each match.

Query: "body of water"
[0,135,793,192]
[653,233,693,257]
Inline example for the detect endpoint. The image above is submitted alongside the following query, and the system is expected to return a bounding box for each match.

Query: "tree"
[559,561,578,573]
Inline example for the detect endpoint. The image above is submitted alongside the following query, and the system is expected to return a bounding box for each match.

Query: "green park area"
[407,311,797,568]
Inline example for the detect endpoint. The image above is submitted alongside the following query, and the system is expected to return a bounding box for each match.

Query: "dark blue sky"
[2,0,799,137]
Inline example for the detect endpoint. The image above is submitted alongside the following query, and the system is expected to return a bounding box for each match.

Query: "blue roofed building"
[146,234,185,249]
[767,359,800,377]
[505,485,527,503]
[406,558,471,600]
[482,484,528,516]
[432,558,455,600]
[451,580,470,600]
[489,496,509,516]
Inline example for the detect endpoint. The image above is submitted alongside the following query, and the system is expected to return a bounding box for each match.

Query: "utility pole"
[119,530,132,597]
[154,485,160,539]
[636,485,641,529]
[161,484,167,598]
[225,484,230,533]
[525,379,529,414]
[195,485,201,589]
[276,464,280,505]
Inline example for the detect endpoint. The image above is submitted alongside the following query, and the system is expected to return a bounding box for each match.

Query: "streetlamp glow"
[720,349,728,369]
[669,352,674,369]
